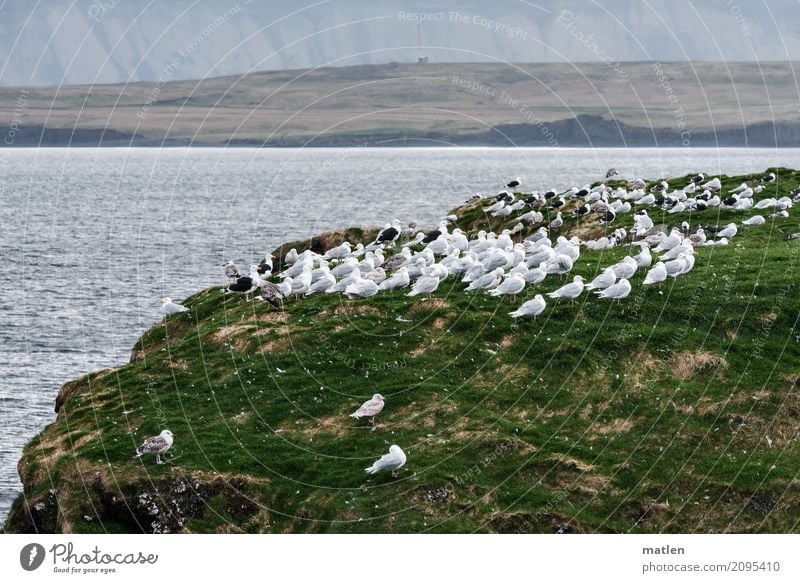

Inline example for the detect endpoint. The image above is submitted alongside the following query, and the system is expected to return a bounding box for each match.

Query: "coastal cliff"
[5,169,800,533]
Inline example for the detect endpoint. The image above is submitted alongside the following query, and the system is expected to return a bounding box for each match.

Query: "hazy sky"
[1,0,799,86]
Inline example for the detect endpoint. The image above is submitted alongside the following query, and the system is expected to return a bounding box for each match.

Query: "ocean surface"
[1,146,799,523]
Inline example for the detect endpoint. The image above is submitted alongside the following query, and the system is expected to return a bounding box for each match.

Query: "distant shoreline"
[4,115,800,148]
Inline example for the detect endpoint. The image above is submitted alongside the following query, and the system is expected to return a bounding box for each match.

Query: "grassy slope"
[1,61,799,143]
[6,168,800,534]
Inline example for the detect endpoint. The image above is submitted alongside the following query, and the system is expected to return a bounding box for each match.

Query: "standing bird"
[547,276,585,302]
[488,273,526,301]
[365,445,407,478]
[595,278,631,301]
[717,223,738,239]
[584,268,616,291]
[643,262,668,285]
[257,255,275,275]
[407,274,441,298]
[509,294,547,319]
[375,221,401,247]
[135,430,174,465]
[349,394,385,426]
[223,265,262,299]
[160,297,188,315]
[258,281,286,307]
[378,267,411,292]
[224,260,240,282]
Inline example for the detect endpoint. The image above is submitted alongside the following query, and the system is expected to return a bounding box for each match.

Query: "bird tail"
[364,465,377,474]
[349,413,360,419]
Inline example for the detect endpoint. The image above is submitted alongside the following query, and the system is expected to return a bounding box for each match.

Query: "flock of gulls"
[147,170,796,475]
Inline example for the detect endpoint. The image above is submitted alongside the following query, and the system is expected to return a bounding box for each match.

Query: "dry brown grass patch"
[256,337,293,353]
[590,418,634,435]
[407,298,450,314]
[231,411,252,425]
[166,359,189,371]
[474,363,531,389]
[549,453,594,472]
[332,303,384,317]
[247,311,289,323]
[671,350,728,380]
[625,352,663,391]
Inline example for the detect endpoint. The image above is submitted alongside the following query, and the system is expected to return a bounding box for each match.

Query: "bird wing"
[137,435,168,454]
[355,398,384,417]
[372,451,401,472]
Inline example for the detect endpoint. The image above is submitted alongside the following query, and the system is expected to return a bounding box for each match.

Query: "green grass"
[5,168,800,533]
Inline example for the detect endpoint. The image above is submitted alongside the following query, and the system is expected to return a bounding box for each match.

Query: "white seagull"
[349,394,385,426]
[509,294,547,319]
[160,297,188,315]
[643,262,668,285]
[365,445,407,477]
[547,275,585,302]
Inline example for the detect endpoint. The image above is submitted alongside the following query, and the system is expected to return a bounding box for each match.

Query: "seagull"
[383,248,412,272]
[595,278,631,301]
[378,267,411,291]
[610,256,638,279]
[257,255,275,275]
[350,394,385,426]
[643,262,668,285]
[325,242,352,260]
[224,260,240,282]
[304,272,337,296]
[632,244,652,268]
[407,274,440,298]
[135,430,174,465]
[224,265,262,298]
[716,223,738,238]
[284,248,299,266]
[362,268,387,284]
[653,229,683,253]
[547,275,585,302]
[488,273,526,301]
[506,178,521,189]
[599,209,616,224]
[742,215,765,226]
[467,267,504,291]
[375,221,401,246]
[584,268,617,291]
[664,254,691,277]
[345,278,379,299]
[258,281,286,306]
[160,297,188,315]
[365,445,407,477]
[509,294,547,319]
[650,180,669,193]
[549,212,563,230]
[524,262,548,285]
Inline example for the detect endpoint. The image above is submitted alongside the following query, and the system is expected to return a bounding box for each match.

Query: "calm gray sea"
[1,147,798,523]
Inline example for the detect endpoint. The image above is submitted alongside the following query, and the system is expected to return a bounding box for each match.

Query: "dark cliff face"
[9,116,800,147]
